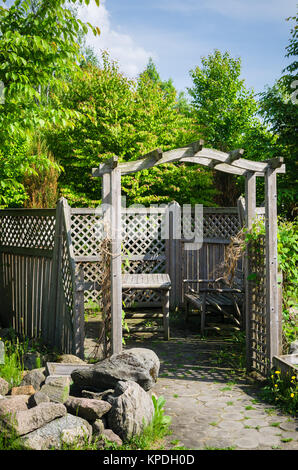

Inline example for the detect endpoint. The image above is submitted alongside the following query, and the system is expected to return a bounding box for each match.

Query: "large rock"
[20,413,92,450]
[0,377,9,396]
[107,380,154,441]
[65,396,111,422]
[2,402,66,436]
[11,385,35,396]
[71,348,160,392]
[40,376,70,403]
[0,395,30,420]
[20,368,46,391]
[57,354,87,364]
[28,391,50,408]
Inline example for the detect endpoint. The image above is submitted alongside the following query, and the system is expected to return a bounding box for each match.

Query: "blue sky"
[78,0,297,96]
[1,0,297,96]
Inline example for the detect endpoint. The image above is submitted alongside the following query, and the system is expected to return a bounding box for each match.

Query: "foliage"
[46,54,215,207]
[188,50,258,152]
[258,12,298,218]
[0,0,100,207]
[0,134,61,207]
[0,334,24,387]
[260,369,298,416]
[22,134,60,208]
[245,217,298,350]
[0,0,100,137]
[188,50,267,206]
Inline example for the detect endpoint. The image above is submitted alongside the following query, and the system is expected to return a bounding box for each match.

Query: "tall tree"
[258,12,298,218]
[0,0,100,207]
[46,54,215,207]
[188,50,261,206]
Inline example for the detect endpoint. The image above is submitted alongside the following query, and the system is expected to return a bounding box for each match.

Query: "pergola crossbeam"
[92,142,286,177]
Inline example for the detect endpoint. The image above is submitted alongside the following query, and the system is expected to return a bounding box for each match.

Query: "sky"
[1,0,297,96]
[77,0,297,96]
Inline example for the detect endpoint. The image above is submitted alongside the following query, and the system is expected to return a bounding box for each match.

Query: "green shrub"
[260,369,298,416]
[245,217,298,351]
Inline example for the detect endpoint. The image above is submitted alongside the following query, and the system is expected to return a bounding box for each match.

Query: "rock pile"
[0,348,160,450]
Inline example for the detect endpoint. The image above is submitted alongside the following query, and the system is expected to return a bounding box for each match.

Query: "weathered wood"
[0,246,53,258]
[122,273,171,290]
[73,267,85,359]
[245,172,256,372]
[110,168,123,354]
[93,143,271,177]
[265,167,280,364]
[137,148,163,161]
[47,199,63,349]
[163,288,170,340]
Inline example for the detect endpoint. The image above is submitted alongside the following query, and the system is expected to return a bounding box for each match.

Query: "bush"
[245,217,298,351]
[260,369,298,416]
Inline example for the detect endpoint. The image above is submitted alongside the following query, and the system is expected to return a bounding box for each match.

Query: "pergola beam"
[92,143,286,178]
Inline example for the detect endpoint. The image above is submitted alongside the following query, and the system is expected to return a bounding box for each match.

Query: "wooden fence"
[0,198,281,373]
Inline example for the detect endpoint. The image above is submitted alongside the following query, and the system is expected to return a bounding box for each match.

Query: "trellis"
[92,140,286,374]
[0,141,286,374]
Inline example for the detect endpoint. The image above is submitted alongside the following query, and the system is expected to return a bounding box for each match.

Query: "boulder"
[20,368,46,391]
[28,391,50,408]
[20,413,92,450]
[107,380,154,441]
[2,402,66,436]
[65,396,111,422]
[57,354,86,364]
[0,377,9,396]
[0,395,30,420]
[92,417,106,435]
[40,376,70,403]
[100,429,123,448]
[81,389,114,400]
[71,348,160,392]
[11,385,35,396]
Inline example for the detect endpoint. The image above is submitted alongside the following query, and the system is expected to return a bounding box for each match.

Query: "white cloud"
[77,0,155,78]
[156,0,297,21]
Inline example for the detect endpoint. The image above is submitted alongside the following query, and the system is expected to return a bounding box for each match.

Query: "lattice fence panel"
[182,211,241,240]
[248,235,269,376]
[71,212,104,258]
[0,213,56,249]
[70,211,104,306]
[121,210,167,306]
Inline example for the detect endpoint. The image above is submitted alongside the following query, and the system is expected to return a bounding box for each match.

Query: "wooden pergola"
[92,140,285,369]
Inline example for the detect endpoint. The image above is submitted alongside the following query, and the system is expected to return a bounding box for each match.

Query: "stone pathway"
[125,331,298,451]
[84,317,298,451]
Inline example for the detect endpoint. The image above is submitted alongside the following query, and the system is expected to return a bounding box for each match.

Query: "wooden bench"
[184,276,244,335]
[122,273,171,340]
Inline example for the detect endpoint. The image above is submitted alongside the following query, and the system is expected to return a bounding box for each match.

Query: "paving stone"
[221,411,244,420]
[217,420,244,431]
[123,334,298,452]
[242,418,269,428]
[204,437,236,449]
[279,421,298,432]
[257,434,281,448]
[235,435,259,449]
[280,431,298,441]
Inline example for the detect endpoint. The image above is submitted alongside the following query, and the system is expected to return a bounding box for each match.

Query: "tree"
[258,12,298,218]
[0,0,100,206]
[188,50,265,206]
[46,54,215,207]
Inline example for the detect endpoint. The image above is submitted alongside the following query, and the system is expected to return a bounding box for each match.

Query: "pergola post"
[265,166,281,366]
[244,171,256,371]
[101,166,123,355]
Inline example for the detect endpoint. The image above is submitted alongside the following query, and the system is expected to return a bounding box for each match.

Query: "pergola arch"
[92,141,285,371]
